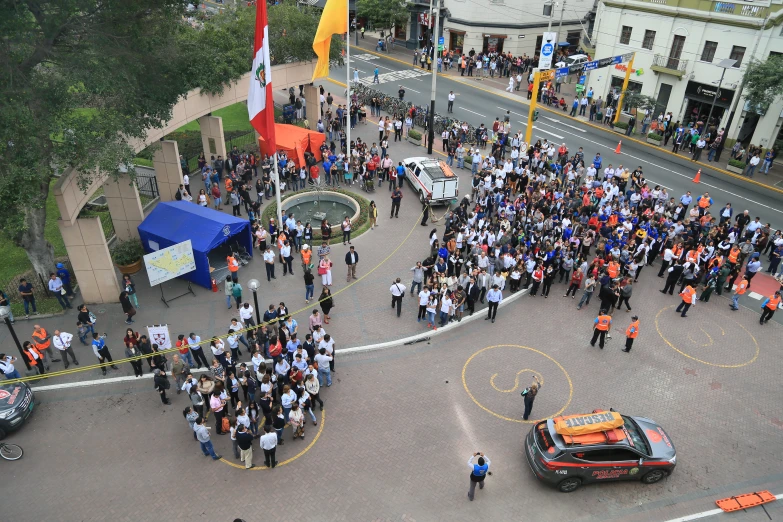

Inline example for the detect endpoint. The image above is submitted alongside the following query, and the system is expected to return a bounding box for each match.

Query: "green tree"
[0,1,340,279]
[742,55,783,113]
[620,91,658,114]
[357,0,409,38]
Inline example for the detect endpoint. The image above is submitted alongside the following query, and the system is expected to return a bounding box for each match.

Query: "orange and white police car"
[525,409,676,492]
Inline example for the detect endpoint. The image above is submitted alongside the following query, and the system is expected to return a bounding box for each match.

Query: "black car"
[0,382,35,439]
[525,410,676,492]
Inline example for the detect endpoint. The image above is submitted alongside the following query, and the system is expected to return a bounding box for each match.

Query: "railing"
[653,54,688,72]
[638,0,768,16]
[713,2,735,13]
[135,167,159,200]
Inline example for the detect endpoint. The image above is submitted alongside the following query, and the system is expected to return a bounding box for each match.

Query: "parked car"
[0,382,35,439]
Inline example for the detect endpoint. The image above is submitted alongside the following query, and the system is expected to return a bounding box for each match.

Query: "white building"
[588,0,783,148]
[400,0,595,58]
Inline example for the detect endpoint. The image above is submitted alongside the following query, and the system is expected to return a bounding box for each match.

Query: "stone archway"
[54,62,320,303]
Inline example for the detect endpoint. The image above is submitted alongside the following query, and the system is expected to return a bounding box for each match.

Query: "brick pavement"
[5,255,782,521]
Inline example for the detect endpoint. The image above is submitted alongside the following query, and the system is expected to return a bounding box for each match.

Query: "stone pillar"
[104,172,144,241]
[198,115,227,165]
[58,217,121,304]
[153,140,184,202]
[303,84,321,126]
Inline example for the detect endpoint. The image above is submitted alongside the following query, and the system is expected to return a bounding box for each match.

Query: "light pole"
[705,58,736,131]
[247,279,261,325]
[556,0,566,48]
[0,307,31,371]
[426,0,441,155]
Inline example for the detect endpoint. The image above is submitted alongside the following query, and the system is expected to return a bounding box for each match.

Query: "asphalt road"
[346,51,783,231]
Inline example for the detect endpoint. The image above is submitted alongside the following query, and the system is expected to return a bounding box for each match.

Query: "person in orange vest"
[759,290,781,325]
[23,341,45,375]
[727,244,741,266]
[696,192,712,216]
[676,284,696,317]
[226,253,239,283]
[623,315,640,353]
[32,324,58,370]
[730,275,748,310]
[607,260,620,280]
[590,309,612,349]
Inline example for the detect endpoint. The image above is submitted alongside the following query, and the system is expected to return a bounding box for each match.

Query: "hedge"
[728,159,746,169]
[408,129,422,140]
[613,121,629,130]
[647,132,663,141]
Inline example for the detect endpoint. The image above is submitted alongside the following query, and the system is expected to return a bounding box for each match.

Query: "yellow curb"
[355,46,783,196]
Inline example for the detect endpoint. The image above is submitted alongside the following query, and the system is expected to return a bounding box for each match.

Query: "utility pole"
[546,1,554,33]
[427,0,441,155]
[556,1,566,48]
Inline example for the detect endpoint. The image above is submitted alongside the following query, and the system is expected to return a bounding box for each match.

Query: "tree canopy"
[742,54,783,113]
[0,0,342,278]
[357,0,409,34]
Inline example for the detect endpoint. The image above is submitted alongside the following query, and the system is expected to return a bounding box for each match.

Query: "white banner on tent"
[146,325,172,349]
[143,240,197,287]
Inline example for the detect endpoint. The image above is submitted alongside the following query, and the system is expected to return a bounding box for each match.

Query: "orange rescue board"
[716,491,777,512]
[553,411,624,436]
[438,161,456,177]
[561,429,626,445]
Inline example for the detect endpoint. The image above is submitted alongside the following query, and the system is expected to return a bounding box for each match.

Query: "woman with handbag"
[318,256,333,287]
[119,291,136,325]
[319,287,334,324]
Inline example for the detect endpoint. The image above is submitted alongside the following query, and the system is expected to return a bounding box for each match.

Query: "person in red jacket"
[564,269,583,298]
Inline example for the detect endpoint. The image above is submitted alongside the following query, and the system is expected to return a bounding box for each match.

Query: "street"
[346,44,783,231]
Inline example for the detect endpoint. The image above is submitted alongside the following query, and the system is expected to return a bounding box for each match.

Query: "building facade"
[588,0,783,148]
[402,0,595,58]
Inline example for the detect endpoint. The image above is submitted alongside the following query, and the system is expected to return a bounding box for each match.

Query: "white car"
[555,54,589,69]
[403,157,459,205]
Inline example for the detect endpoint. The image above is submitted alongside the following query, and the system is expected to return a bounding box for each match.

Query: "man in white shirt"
[0,354,21,380]
[52,329,78,368]
[263,246,276,281]
[259,425,278,468]
[417,286,431,322]
[485,284,502,323]
[239,302,255,328]
[187,333,208,369]
[390,278,406,317]
[48,273,72,310]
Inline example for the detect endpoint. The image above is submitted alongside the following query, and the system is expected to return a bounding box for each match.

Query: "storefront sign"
[615,64,644,75]
[685,81,734,106]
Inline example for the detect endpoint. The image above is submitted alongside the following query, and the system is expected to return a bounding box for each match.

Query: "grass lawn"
[175,102,254,133]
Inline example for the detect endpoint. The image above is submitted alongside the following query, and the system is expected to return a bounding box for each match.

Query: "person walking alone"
[194,416,222,461]
[590,310,611,349]
[154,369,172,405]
[467,452,491,501]
[623,316,640,353]
[345,246,359,282]
[390,278,406,317]
[485,284,502,323]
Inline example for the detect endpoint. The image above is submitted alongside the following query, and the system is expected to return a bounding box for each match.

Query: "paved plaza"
[3,100,783,522]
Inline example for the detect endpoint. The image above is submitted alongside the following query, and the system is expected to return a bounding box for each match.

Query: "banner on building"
[146,325,172,350]
[539,32,557,70]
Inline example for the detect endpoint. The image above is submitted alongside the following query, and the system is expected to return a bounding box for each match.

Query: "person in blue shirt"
[322,159,332,185]
[395,163,405,190]
[56,263,74,297]
[467,452,491,501]
[373,67,379,84]
[593,153,602,171]
[91,332,118,376]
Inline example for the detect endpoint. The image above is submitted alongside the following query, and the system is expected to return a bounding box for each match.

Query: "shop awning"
[558,41,571,47]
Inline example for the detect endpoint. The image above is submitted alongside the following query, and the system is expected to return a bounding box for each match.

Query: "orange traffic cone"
[692,168,701,183]
[615,141,622,154]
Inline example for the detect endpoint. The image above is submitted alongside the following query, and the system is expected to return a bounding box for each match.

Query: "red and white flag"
[248,0,276,148]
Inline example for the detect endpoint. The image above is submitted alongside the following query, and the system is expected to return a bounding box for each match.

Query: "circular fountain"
[282,189,361,231]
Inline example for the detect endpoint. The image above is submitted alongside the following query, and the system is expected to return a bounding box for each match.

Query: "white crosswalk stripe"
[356,68,430,86]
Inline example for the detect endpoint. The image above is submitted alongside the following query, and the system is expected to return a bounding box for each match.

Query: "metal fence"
[135,166,160,199]
[0,258,77,308]
[186,130,257,173]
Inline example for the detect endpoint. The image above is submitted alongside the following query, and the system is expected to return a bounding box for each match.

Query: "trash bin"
[596,111,603,121]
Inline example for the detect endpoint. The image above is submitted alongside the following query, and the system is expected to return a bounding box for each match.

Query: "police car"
[0,382,35,439]
[525,409,676,492]
[402,157,459,205]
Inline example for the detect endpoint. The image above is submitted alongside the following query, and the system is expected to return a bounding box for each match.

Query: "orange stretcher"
[553,411,624,437]
[438,160,456,177]
[716,491,776,512]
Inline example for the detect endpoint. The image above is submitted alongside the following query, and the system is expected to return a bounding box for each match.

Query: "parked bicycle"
[0,442,23,461]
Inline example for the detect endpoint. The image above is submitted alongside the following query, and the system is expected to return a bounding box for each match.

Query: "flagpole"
[273,152,284,231]
[346,30,351,157]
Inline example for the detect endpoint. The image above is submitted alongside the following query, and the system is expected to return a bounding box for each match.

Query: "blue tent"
[137,201,252,289]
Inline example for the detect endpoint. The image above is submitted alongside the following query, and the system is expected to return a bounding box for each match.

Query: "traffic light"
[533,110,539,121]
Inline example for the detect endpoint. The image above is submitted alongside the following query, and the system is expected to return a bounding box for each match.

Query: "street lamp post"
[0,307,31,371]
[247,279,261,325]
[426,0,441,155]
[705,58,737,131]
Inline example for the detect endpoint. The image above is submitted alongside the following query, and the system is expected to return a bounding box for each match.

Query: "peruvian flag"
[248,0,276,148]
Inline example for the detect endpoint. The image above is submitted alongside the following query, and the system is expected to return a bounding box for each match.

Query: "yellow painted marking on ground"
[490,369,543,393]
[462,344,573,424]
[655,305,759,368]
[219,409,325,470]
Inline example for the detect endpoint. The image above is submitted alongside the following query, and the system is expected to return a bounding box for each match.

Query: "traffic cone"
[692,168,701,183]
[615,141,622,154]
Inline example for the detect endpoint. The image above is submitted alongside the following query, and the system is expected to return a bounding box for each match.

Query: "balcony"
[629,0,770,19]
[651,54,688,78]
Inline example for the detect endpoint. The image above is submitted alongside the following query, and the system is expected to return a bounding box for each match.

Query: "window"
[642,30,656,50]
[576,449,642,462]
[620,26,632,45]
[701,41,718,63]
[730,45,746,67]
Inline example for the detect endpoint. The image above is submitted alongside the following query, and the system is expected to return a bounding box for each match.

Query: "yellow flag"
[311,0,347,81]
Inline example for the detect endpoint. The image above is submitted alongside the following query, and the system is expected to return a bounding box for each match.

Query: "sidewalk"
[353,35,783,194]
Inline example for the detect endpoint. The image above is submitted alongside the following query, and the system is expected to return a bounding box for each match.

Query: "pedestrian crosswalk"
[356,68,429,86]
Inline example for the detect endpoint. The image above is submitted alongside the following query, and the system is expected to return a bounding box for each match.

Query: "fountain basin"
[282,191,361,232]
